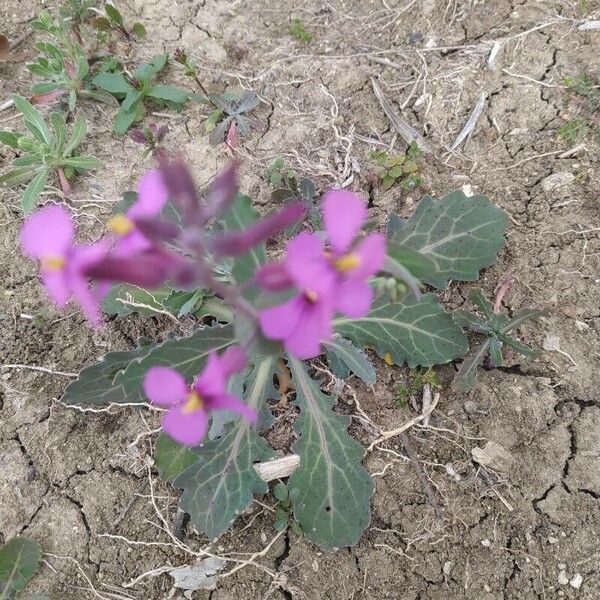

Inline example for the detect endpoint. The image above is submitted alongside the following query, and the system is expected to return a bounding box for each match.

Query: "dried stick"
[253,454,300,481]
[371,79,432,154]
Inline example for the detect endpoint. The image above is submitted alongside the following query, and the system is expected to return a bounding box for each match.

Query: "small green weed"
[273,482,302,535]
[369,142,423,191]
[289,18,313,43]
[395,367,442,407]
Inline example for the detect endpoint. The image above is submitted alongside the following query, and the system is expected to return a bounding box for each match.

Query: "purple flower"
[143,347,256,446]
[20,205,109,325]
[107,170,169,256]
[259,189,385,359]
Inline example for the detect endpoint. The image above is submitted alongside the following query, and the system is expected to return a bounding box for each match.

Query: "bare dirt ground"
[1,0,599,598]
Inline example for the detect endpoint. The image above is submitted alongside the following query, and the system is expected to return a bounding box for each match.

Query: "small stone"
[481,538,491,547]
[575,320,589,331]
[570,573,583,589]
[541,172,575,192]
[409,32,424,44]
[464,400,478,414]
[558,570,569,585]
[484,584,491,592]
[443,561,453,575]
[558,563,567,570]
[472,441,513,472]
[548,536,559,544]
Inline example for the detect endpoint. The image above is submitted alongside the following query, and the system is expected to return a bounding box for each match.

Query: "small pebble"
[570,573,583,589]
[558,571,569,585]
[409,32,424,44]
[548,536,559,544]
[558,563,567,570]
[481,538,491,547]
[464,400,478,414]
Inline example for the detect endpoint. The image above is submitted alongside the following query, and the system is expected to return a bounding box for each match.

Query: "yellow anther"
[41,255,65,271]
[182,390,203,414]
[333,252,361,273]
[107,214,135,236]
[383,352,394,366]
[305,289,319,303]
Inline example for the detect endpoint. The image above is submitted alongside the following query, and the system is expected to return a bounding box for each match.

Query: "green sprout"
[273,482,302,535]
[395,367,442,408]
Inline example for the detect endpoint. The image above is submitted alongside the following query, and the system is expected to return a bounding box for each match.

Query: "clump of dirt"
[1,0,599,599]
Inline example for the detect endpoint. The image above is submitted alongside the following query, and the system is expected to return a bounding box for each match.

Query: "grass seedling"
[0,95,102,211]
[369,142,423,191]
[92,54,189,134]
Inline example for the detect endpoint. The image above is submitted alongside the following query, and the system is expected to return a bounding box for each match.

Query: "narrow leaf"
[92,73,132,95]
[388,191,507,288]
[335,294,468,368]
[489,337,503,367]
[64,117,87,156]
[147,84,188,105]
[0,167,36,187]
[323,336,376,385]
[468,288,494,320]
[452,309,494,334]
[502,308,543,333]
[21,170,49,213]
[288,358,373,549]
[114,106,139,135]
[12,95,52,145]
[104,3,123,25]
[61,155,102,170]
[451,340,491,392]
[495,332,539,358]
[0,131,23,148]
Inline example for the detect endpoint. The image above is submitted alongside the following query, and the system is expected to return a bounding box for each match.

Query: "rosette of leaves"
[0,536,42,598]
[0,95,102,212]
[92,3,147,45]
[92,54,189,134]
[205,90,261,145]
[451,289,541,392]
[62,185,514,550]
[129,123,169,160]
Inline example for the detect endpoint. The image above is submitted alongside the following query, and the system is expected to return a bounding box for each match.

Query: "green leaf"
[220,194,266,296]
[174,356,278,539]
[495,332,539,358]
[21,170,49,213]
[154,433,196,481]
[12,95,52,145]
[502,308,543,333]
[147,84,188,105]
[273,482,288,502]
[61,325,234,407]
[335,294,468,368]
[0,131,23,148]
[134,54,168,82]
[468,288,494,320]
[452,309,494,334]
[205,109,224,132]
[0,536,42,595]
[451,340,491,392]
[132,22,147,37]
[114,106,139,135]
[489,337,503,367]
[386,245,436,280]
[50,112,67,154]
[287,358,373,549]
[64,117,87,156]
[0,167,36,187]
[61,155,102,170]
[121,89,143,112]
[388,191,507,289]
[92,73,132,95]
[323,336,376,385]
[104,3,123,25]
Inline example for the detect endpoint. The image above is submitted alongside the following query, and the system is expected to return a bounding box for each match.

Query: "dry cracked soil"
[1,0,599,599]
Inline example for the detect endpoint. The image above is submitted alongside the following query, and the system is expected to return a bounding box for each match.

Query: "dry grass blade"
[451,92,486,150]
[371,78,432,154]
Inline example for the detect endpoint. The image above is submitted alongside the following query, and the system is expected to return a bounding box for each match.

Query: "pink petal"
[41,270,70,307]
[256,262,294,291]
[70,272,103,326]
[220,346,247,378]
[352,233,386,279]
[163,406,208,446]
[322,189,367,254]
[195,352,226,398]
[335,280,373,318]
[128,170,168,219]
[143,366,188,406]
[207,393,257,424]
[286,232,335,295]
[259,295,304,341]
[113,230,152,257]
[285,299,333,359]
[21,205,74,259]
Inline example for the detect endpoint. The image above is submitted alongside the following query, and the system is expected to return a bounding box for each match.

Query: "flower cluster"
[21,162,385,445]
